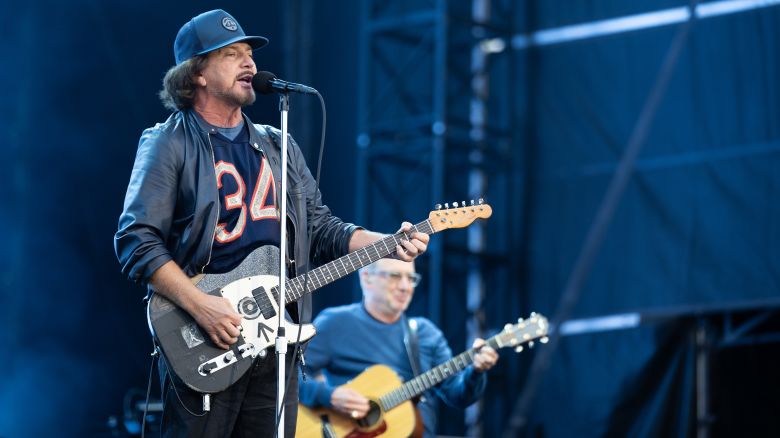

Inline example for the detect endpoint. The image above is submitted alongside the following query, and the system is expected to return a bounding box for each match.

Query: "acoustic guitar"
[296,313,549,438]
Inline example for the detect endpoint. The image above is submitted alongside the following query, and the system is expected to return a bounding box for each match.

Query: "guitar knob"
[224,352,235,363]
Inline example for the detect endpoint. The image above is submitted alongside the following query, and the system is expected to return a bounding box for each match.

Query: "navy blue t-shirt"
[203,120,280,273]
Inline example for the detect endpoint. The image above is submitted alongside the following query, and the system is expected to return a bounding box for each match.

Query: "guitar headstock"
[429,199,492,232]
[495,313,549,353]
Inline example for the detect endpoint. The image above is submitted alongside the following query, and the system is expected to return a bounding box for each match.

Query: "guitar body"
[147,247,316,393]
[296,365,417,438]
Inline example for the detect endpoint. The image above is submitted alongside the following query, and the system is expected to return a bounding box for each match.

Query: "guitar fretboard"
[378,335,502,411]
[263,220,435,309]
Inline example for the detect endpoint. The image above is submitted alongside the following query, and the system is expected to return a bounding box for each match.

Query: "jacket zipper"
[287,204,298,276]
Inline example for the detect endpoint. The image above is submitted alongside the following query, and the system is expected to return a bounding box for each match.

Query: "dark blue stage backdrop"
[516,1,780,436]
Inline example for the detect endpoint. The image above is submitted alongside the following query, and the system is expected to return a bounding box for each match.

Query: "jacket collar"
[183,108,269,154]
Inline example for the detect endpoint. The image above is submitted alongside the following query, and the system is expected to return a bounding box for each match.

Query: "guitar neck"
[273,220,435,305]
[379,335,502,411]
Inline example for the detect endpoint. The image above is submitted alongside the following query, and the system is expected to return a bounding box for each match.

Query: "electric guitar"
[295,313,549,438]
[147,201,493,393]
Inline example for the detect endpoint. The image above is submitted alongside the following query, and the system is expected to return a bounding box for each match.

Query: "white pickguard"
[214,274,316,352]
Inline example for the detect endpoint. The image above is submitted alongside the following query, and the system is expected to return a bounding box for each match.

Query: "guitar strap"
[401,314,422,377]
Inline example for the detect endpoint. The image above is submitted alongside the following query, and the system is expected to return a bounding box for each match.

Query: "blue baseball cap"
[174,9,269,65]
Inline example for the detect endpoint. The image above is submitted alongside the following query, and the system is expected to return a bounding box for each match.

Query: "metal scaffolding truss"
[355,1,449,325]
[356,0,520,435]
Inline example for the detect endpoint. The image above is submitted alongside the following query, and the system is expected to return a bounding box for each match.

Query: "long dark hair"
[158,55,209,111]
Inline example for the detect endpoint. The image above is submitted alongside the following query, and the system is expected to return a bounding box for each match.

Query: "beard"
[214,85,256,108]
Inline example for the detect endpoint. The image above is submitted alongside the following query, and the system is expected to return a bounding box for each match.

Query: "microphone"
[251,71,318,95]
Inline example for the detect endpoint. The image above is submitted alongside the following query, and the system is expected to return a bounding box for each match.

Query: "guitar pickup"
[197,343,254,376]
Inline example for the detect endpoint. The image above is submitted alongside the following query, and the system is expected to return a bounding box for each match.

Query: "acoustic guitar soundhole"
[356,400,383,430]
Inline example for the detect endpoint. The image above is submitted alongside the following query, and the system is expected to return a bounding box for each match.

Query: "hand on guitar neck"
[349,222,430,262]
[471,338,499,372]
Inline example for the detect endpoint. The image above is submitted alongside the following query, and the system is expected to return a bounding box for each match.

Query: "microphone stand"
[276,92,290,438]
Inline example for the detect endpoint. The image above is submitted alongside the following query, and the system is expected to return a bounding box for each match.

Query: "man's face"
[198,42,257,107]
[363,259,419,318]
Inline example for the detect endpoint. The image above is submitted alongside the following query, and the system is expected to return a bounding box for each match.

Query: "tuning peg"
[528,341,535,348]
[445,203,449,209]
[504,323,512,330]
[540,337,549,344]
[435,204,442,210]
[453,201,458,207]
[478,198,484,205]
[461,201,466,208]
[470,200,475,206]
[514,346,524,353]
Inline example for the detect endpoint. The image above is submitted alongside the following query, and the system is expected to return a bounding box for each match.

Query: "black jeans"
[159,347,299,438]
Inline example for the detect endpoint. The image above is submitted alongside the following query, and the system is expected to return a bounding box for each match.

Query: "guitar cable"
[140,344,157,438]
[144,342,207,438]
[274,90,327,438]
[140,342,212,438]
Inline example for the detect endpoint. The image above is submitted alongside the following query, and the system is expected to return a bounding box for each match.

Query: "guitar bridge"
[197,343,255,376]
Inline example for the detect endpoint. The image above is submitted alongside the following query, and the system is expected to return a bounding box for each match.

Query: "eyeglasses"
[373,271,423,287]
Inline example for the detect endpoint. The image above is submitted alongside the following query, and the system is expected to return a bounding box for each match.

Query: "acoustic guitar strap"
[401,314,422,377]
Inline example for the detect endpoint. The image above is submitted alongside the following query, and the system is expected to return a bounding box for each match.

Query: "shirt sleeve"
[298,310,338,408]
[419,319,488,408]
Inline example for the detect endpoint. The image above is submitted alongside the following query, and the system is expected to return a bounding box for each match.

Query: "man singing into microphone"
[114,9,429,437]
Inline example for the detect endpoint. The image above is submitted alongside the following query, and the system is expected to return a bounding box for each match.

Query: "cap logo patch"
[222,17,238,31]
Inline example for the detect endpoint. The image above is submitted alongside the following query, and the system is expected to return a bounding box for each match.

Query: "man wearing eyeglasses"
[298,258,499,437]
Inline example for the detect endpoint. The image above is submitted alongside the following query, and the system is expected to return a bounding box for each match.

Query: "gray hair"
[158,55,209,111]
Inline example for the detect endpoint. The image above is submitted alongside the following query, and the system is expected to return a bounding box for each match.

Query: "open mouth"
[237,74,253,87]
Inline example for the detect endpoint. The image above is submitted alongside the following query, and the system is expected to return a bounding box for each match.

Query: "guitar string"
[260,220,435,316]
[381,336,505,409]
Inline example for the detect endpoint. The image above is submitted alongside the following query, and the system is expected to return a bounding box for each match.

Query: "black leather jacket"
[114,110,359,323]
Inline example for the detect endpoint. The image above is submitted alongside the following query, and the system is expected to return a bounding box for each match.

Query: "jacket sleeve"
[420,319,488,408]
[286,133,362,267]
[114,126,181,284]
